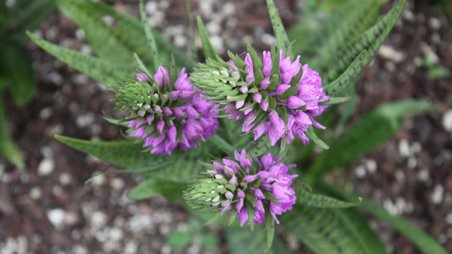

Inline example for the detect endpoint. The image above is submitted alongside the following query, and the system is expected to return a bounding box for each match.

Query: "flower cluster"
[191,50,329,146]
[184,150,297,225]
[118,66,219,154]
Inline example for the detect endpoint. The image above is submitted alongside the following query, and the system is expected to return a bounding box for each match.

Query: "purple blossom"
[207,150,297,226]
[127,66,218,155]
[225,50,329,146]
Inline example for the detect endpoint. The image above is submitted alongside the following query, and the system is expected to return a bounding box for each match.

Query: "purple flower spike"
[184,150,298,226]
[125,66,218,155]
[224,50,329,146]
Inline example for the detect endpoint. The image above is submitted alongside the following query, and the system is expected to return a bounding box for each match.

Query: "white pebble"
[431,185,444,204]
[59,173,72,186]
[76,113,95,128]
[365,159,377,173]
[124,241,138,254]
[429,17,441,30]
[378,45,405,63]
[48,209,65,229]
[417,168,430,182]
[91,211,108,229]
[39,107,53,120]
[110,178,124,190]
[442,110,452,133]
[38,158,54,176]
[398,139,411,158]
[30,187,42,200]
[210,35,224,53]
[446,213,452,225]
[355,165,366,178]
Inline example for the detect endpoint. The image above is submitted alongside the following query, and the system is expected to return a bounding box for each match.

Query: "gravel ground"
[0,0,451,253]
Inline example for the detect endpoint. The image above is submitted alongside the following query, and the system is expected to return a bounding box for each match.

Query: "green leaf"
[0,39,35,107]
[56,0,191,70]
[0,98,24,169]
[306,127,329,150]
[291,0,383,70]
[265,0,290,53]
[27,31,131,86]
[298,188,360,208]
[55,135,168,171]
[320,183,448,254]
[226,227,291,254]
[306,100,433,180]
[282,205,387,254]
[139,0,159,70]
[167,230,193,249]
[5,0,55,34]
[127,177,186,201]
[265,217,275,253]
[196,16,218,60]
[324,0,407,90]
[201,232,218,250]
[55,135,221,183]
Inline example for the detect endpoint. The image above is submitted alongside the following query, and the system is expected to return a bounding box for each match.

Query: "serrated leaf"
[298,189,360,208]
[56,0,191,70]
[28,31,131,86]
[55,135,221,183]
[306,100,433,180]
[197,16,218,60]
[127,177,186,201]
[291,0,382,70]
[55,135,167,171]
[324,0,407,89]
[282,205,387,254]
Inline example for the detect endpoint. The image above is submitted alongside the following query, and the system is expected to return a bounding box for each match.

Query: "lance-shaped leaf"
[56,0,191,70]
[282,205,387,254]
[297,189,361,208]
[139,0,159,70]
[197,17,219,60]
[265,0,290,53]
[128,177,186,201]
[305,100,433,181]
[55,135,167,171]
[226,226,291,254]
[56,135,221,183]
[0,39,35,107]
[0,98,24,169]
[324,0,407,93]
[4,0,56,34]
[319,183,448,254]
[290,0,383,70]
[28,32,131,86]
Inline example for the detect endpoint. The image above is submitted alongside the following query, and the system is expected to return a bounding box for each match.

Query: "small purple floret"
[226,50,329,146]
[128,66,219,155]
[210,150,297,226]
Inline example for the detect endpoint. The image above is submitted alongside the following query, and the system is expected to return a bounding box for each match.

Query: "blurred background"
[0,0,451,253]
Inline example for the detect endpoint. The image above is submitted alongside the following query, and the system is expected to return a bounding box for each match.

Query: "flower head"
[184,150,297,225]
[191,49,329,146]
[116,66,218,154]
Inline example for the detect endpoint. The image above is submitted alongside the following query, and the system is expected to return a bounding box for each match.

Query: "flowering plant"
[28,0,446,253]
